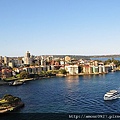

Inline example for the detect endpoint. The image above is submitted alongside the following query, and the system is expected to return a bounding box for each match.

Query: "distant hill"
[52,54,120,60]
[89,54,120,58]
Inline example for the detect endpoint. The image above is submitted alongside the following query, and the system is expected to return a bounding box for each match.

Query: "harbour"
[1,71,120,114]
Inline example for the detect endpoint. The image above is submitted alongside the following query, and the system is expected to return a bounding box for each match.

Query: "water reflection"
[82,74,106,80]
[65,76,79,84]
[64,76,79,90]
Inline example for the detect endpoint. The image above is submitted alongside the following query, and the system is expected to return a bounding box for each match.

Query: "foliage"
[3,94,13,99]
[104,59,112,65]
[20,71,29,79]
[51,70,59,74]
[104,58,120,67]
[59,69,67,74]
[2,94,21,104]
[4,77,18,81]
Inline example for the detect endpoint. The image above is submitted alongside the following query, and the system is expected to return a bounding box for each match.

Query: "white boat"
[9,81,24,86]
[104,90,120,100]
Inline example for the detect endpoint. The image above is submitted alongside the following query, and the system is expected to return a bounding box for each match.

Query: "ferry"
[104,90,120,100]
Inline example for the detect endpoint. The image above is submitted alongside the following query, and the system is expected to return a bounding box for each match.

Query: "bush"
[20,71,29,79]
[59,69,67,74]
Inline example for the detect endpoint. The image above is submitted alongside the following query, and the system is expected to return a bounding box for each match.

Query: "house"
[65,65,79,75]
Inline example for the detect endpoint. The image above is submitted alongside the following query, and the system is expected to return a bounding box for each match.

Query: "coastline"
[0,102,24,113]
[2,70,119,84]
[0,94,24,113]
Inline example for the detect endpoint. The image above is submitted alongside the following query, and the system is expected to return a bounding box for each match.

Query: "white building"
[24,51,31,65]
[8,61,14,68]
[65,65,79,75]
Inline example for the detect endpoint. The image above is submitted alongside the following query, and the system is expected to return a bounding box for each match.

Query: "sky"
[0,0,120,56]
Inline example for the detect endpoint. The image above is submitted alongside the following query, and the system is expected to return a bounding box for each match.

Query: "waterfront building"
[83,65,90,74]
[104,65,112,72]
[23,66,48,74]
[110,62,116,71]
[89,66,93,73]
[98,65,106,73]
[92,66,99,73]
[93,61,98,66]
[65,65,79,75]
[23,67,32,74]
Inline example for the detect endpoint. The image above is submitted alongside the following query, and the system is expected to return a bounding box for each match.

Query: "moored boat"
[9,80,24,86]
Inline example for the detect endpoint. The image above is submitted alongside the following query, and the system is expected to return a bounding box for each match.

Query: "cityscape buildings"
[0,51,117,79]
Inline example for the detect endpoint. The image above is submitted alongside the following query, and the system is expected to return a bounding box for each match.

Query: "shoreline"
[0,94,24,113]
[0,102,24,113]
[2,70,119,83]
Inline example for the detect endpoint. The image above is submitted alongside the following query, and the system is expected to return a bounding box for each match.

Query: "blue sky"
[0,0,120,56]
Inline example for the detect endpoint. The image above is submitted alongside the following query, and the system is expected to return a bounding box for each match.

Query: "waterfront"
[1,71,120,113]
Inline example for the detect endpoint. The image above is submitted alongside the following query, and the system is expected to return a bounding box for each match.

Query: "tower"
[24,51,31,65]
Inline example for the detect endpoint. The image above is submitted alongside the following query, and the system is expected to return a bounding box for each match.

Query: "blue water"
[91,57,120,61]
[1,71,120,113]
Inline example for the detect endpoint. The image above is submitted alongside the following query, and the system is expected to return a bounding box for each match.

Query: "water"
[91,57,120,61]
[1,71,120,113]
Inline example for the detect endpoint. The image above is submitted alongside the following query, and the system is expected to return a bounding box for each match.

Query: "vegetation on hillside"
[0,94,22,108]
[104,58,120,67]
[19,71,29,79]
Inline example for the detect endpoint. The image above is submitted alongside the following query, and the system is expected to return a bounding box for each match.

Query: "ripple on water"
[1,71,120,113]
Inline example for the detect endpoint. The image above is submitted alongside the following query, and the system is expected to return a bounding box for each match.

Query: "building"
[4,56,9,65]
[1,68,12,79]
[65,65,79,75]
[8,60,15,68]
[65,56,71,62]
[23,66,46,74]
[83,65,94,74]
[24,51,31,65]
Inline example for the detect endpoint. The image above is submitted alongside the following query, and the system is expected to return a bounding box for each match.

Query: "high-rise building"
[26,51,30,58]
[24,51,31,65]
[4,56,9,65]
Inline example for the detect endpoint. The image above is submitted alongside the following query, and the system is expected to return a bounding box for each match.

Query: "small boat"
[104,90,120,100]
[9,81,24,86]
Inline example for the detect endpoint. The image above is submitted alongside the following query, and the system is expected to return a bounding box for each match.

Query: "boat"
[9,80,24,86]
[104,90,120,100]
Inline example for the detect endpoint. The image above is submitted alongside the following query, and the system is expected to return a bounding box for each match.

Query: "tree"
[104,59,112,65]
[20,71,29,79]
[59,69,67,74]
[3,94,13,100]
